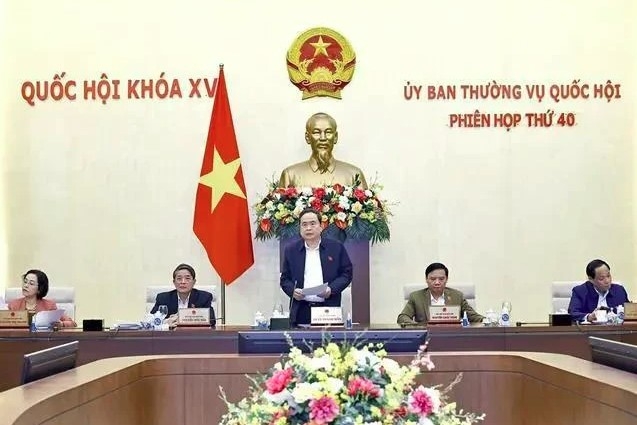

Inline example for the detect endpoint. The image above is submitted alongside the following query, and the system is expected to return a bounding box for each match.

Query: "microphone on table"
[515,321,550,327]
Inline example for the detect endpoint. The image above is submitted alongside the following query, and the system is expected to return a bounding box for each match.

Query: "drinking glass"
[502,301,512,314]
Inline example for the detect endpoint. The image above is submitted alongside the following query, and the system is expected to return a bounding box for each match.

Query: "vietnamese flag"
[193,65,254,284]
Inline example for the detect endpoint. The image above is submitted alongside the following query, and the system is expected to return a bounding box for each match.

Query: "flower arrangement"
[219,335,485,425]
[253,176,392,244]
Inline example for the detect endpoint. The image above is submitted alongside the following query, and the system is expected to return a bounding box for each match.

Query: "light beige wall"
[2,0,635,325]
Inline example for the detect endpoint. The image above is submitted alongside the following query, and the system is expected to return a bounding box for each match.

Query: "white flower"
[323,377,344,395]
[364,189,372,197]
[263,388,292,404]
[262,212,271,219]
[418,418,434,425]
[351,201,363,214]
[307,354,333,372]
[343,188,353,197]
[291,382,321,403]
[293,205,304,217]
[336,211,348,221]
[338,195,350,210]
[325,187,334,194]
[301,187,312,196]
[380,358,401,378]
[265,201,275,210]
[352,348,380,368]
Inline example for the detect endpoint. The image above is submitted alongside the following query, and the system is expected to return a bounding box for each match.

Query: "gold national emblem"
[286,27,356,100]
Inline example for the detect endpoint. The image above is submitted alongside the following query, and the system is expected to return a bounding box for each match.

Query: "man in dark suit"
[568,259,630,322]
[280,208,353,326]
[150,263,216,326]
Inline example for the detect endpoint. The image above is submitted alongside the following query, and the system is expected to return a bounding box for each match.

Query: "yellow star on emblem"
[198,147,246,213]
[310,35,331,57]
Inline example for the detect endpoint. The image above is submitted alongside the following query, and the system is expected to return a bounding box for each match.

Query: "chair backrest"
[145,285,217,313]
[402,282,476,308]
[551,281,623,313]
[4,287,76,320]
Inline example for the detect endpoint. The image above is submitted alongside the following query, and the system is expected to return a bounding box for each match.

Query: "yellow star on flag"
[198,147,246,213]
[310,36,331,57]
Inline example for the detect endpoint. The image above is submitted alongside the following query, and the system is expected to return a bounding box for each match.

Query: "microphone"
[289,280,298,314]
[515,321,549,327]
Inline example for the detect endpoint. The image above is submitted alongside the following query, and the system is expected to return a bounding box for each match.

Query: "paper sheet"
[301,284,329,296]
[33,309,65,327]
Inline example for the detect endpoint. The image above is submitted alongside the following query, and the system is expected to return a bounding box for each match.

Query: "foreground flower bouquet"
[219,334,485,424]
[253,176,392,244]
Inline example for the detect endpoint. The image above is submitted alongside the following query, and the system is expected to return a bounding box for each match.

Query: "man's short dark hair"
[173,263,196,280]
[586,259,610,279]
[425,262,448,278]
[299,207,322,222]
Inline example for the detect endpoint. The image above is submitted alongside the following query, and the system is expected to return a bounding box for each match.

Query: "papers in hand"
[33,309,65,328]
[301,284,329,297]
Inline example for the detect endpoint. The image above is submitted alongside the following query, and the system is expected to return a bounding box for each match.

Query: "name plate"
[0,310,29,328]
[311,307,343,326]
[177,308,210,326]
[429,305,461,323]
[624,302,637,321]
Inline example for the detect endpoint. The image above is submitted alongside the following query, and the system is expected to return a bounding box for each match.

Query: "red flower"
[393,405,408,418]
[265,368,294,394]
[332,183,344,195]
[312,187,326,199]
[353,188,366,202]
[311,198,323,211]
[260,218,272,232]
[284,187,298,198]
[347,376,381,398]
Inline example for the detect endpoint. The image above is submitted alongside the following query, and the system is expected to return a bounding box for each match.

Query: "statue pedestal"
[279,236,370,325]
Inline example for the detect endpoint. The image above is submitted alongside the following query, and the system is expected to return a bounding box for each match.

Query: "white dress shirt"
[177,293,190,309]
[430,293,445,306]
[595,289,609,309]
[303,240,325,302]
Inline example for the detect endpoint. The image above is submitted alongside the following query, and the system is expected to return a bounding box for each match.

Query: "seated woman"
[8,269,76,328]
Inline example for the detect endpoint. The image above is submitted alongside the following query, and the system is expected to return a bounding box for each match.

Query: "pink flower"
[265,368,294,394]
[347,376,381,398]
[408,386,441,416]
[309,395,339,424]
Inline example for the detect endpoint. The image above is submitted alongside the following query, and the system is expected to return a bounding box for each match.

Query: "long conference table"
[2,322,637,392]
[1,352,637,425]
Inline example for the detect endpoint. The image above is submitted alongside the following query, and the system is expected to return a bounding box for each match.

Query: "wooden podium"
[280,234,370,324]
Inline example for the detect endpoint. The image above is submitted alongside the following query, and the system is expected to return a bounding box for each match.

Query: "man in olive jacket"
[397,262,484,325]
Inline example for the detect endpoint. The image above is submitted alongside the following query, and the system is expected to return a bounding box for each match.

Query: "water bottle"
[461,311,470,327]
[616,305,625,324]
[254,311,267,329]
[499,305,511,327]
[345,312,352,329]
